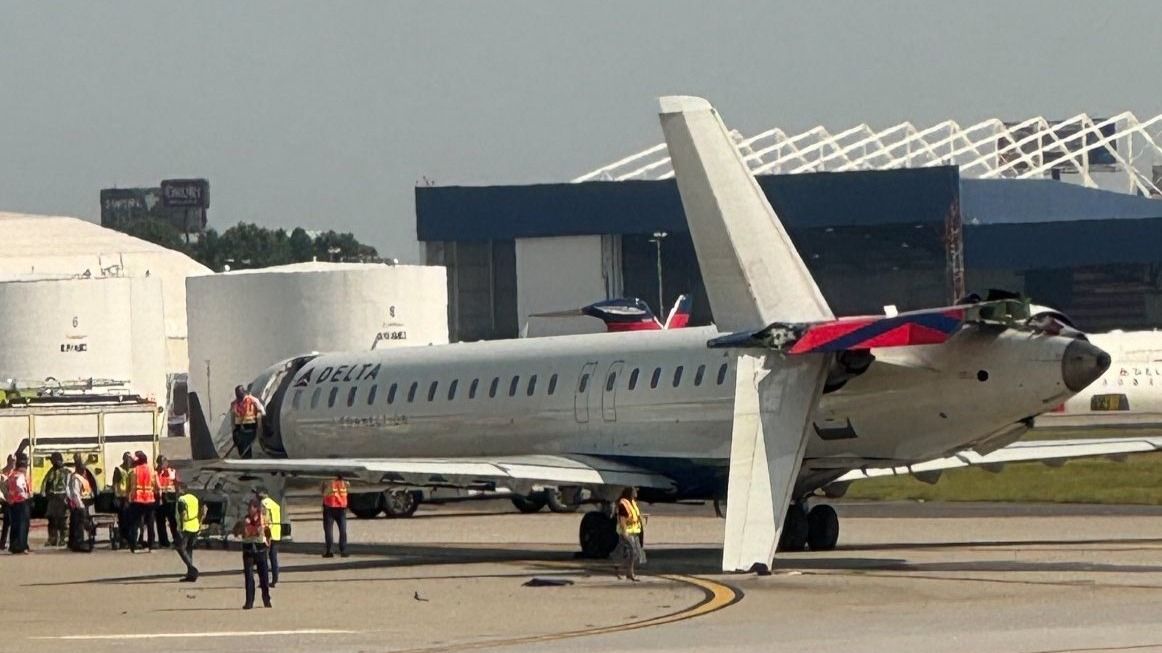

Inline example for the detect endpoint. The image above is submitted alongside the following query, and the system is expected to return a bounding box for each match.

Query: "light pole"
[649,231,668,315]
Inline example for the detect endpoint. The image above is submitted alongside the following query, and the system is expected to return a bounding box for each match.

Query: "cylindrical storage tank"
[0,276,168,403]
[187,262,448,428]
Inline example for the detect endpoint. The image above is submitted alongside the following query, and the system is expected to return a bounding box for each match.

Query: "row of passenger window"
[295,361,731,411]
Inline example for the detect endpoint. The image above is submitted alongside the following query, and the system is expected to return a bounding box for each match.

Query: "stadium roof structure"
[575,112,1162,197]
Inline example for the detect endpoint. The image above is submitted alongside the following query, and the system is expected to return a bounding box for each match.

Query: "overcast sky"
[2,1,1160,261]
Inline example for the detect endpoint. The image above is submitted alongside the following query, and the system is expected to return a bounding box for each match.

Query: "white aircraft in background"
[190,96,1114,574]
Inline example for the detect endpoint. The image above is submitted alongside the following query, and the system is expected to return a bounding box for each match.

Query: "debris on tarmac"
[523,577,575,587]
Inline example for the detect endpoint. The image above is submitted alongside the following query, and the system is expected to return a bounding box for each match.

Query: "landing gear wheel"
[511,493,548,513]
[806,504,839,551]
[579,510,619,558]
[383,490,420,518]
[777,505,809,552]
[545,488,579,513]
[348,492,385,519]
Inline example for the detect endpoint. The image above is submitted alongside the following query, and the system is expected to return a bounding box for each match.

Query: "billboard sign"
[161,178,210,209]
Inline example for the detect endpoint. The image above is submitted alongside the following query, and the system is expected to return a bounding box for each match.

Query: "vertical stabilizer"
[658,96,833,331]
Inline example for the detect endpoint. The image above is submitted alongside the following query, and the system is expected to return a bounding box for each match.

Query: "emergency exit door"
[601,361,624,422]
[574,362,598,423]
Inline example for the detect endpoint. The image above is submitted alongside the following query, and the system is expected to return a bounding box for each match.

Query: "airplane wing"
[185,454,677,493]
[835,437,1162,482]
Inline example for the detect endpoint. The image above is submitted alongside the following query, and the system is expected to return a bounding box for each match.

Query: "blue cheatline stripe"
[807,311,962,352]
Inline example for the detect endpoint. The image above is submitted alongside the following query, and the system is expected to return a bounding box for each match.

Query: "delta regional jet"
[193,97,1126,574]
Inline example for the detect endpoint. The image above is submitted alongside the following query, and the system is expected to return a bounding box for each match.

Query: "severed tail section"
[660,95,832,573]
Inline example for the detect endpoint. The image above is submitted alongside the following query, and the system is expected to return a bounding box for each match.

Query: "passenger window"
[628,368,639,390]
[489,377,499,398]
[547,374,558,395]
[367,384,378,405]
[427,381,439,402]
[346,386,357,407]
[387,383,397,404]
[717,363,728,385]
[469,378,479,399]
[579,373,590,393]
[694,365,706,386]
[448,379,459,400]
[310,387,322,409]
[509,376,520,397]
[292,389,302,409]
[650,368,662,389]
[407,382,418,402]
[605,371,617,392]
[527,375,537,396]
[673,366,684,387]
[328,386,339,407]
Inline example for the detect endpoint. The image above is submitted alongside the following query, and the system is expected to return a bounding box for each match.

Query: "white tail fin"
[658,96,833,331]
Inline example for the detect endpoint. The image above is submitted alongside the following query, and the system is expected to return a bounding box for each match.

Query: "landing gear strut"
[578,509,618,558]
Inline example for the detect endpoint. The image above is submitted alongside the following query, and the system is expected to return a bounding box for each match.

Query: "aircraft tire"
[579,510,618,558]
[511,493,548,513]
[778,505,809,552]
[545,488,579,513]
[383,490,420,518]
[348,491,385,519]
[806,504,839,551]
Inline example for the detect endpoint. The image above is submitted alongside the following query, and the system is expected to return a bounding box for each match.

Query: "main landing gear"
[578,508,619,558]
[778,502,839,552]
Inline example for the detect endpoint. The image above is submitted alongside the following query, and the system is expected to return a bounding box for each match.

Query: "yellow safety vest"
[261,496,282,541]
[178,494,201,533]
[619,498,643,535]
[114,467,131,498]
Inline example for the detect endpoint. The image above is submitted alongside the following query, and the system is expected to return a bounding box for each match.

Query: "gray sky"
[2,1,1160,261]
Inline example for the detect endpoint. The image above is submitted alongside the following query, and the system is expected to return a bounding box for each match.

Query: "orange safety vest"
[322,479,349,508]
[131,464,156,504]
[241,512,267,544]
[76,473,93,501]
[6,469,30,503]
[157,467,177,494]
[233,396,260,425]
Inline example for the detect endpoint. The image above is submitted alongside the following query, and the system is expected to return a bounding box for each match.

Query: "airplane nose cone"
[1061,339,1111,392]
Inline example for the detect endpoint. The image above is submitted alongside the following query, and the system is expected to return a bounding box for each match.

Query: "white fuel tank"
[0,276,168,403]
[186,262,448,430]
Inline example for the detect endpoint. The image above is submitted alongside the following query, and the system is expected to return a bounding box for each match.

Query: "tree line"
[107,217,382,271]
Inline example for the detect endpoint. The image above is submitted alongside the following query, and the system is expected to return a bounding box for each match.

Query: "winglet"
[658,96,833,331]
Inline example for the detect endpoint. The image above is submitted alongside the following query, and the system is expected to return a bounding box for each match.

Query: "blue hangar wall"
[417,167,1162,340]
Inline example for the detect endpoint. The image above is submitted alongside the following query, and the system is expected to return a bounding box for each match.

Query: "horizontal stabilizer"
[707,299,1033,353]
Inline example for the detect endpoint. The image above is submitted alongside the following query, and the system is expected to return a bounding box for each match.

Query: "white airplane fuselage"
[1033,331,1162,436]
[251,324,1099,499]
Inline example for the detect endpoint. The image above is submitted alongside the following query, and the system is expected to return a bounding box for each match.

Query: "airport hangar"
[417,112,1162,340]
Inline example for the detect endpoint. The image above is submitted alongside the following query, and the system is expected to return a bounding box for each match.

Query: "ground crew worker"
[6,454,31,554]
[71,453,98,500]
[0,454,12,550]
[155,455,179,548]
[175,481,204,582]
[66,460,93,552]
[126,450,158,553]
[256,487,282,586]
[321,473,349,558]
[112,452,134,548]
[614,487,646,581]
[230,385,266,459]
[42,452,71,547]
[232,498,272,609]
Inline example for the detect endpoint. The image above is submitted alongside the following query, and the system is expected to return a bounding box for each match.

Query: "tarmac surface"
[7,500,1162,653]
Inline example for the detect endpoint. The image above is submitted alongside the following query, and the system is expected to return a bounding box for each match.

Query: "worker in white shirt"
[6,453,32,554]
[66,461,93,552]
